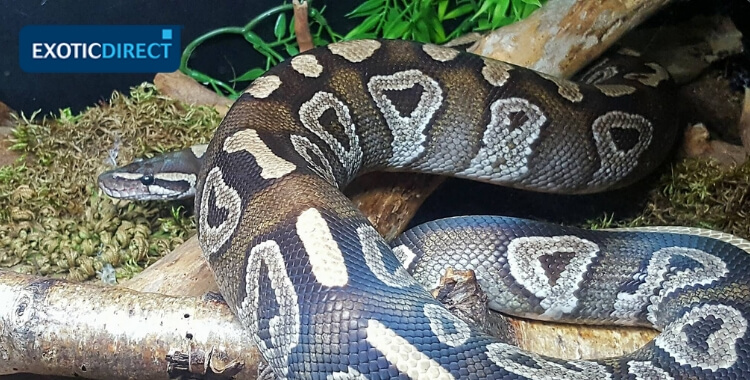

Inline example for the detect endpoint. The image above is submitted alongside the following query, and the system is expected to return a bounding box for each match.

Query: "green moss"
[587,159,750,239]
[0,84,220,282]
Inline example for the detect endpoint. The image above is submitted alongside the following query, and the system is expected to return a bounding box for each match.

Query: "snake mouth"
[97,172,151,200]
[97,171,194,201]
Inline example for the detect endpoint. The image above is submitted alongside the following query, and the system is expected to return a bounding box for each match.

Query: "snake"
[98,39,750,379]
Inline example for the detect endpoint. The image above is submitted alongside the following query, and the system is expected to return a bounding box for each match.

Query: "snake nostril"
[140,174,155,186]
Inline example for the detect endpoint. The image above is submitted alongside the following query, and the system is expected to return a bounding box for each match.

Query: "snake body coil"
[104,39,750,379]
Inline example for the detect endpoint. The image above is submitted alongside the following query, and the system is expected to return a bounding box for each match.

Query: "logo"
[19,25,181,73]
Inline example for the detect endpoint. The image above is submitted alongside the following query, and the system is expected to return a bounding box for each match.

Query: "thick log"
[470,0,673,78]
[0,271,259,379]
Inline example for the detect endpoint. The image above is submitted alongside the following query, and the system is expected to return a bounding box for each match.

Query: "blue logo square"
[162,29,172,40]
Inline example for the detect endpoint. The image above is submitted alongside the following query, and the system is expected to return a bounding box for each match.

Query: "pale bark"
[470,0,674,77]
[0,271,259,379]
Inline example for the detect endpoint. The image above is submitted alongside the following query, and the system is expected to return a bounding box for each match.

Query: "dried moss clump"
[0,84,221,282]
[593,158,750,239]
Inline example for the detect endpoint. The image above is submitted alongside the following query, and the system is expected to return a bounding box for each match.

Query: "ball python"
[98,39,750,379]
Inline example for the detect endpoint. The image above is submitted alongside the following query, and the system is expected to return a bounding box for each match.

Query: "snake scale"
[99,39,750,379]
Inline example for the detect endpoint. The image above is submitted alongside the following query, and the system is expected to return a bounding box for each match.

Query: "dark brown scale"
[539,251,577,286]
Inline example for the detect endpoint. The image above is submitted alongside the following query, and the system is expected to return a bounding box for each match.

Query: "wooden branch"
[293,0,313,53]
[0,271,259,379]
[123,236,216,297]
[346,172,446,241]
[470,0,674,77]
[153,71,234,117]
[740,88,750,151]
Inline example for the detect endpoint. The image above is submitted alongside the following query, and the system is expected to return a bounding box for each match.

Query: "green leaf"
[383,20,410,39]
[430,17,446,42]
[233,68,266,82]
[510,0,524,20]
[285,44,299,56]
[444,3,475,20]
[492,0,510,21]
[385,5,402,23]
[522,1,541,17]
[243,31,264,45]
[490,15,513,29]
[521,0,542,6]
[344,14,381,39]
[274,13,287,40]
[347,0,385,17]
[438,0,449,20]
[288,16,296,35]
[471,0,493,20]
[476,18,491,30]
[413,19,430,42]
[312,36,331,46]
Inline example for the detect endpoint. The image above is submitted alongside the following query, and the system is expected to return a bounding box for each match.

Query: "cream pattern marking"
[423,303,472,347]
[627,361,674,380]
[223,129,296,179]
[111,172,143,180]
[578,58,618,85]
[291,54,324,78]
[392,244,417,269]
[153,172,196,188]
[624,63,670,87]
[458,97,546,182]
[612,247,728,324]
[595,84,636,97]
[190,144,208,158]
[506,235,600,319]
[647,247,728,325]
[198,167,242,256]
[328,40,382,63]
[326,367,368,380]
[237,240,299,380]
[296,208,349,287]
[589,111,653,186]
[539,73,584,102]
[611,226,750,253]
[617,48,642,57]
[655,304,747,370]
[290,134,337,187]
[485,343,612,379]
[299,91,363,179]
[366,319,456,380]
[481,58,512,87]
[244,75,282,98]
[368,70,444,166]
[422,44,460,62]
[358,224,414,288]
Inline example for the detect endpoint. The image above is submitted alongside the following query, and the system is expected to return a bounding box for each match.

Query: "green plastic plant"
[179,3,341,99]
[345,0,544,42]
[180,0,546,98]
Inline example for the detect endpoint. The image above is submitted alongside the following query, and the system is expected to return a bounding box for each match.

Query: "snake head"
[97,148,203,201]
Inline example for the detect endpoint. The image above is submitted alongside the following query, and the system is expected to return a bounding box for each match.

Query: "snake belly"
[192,39,749,379]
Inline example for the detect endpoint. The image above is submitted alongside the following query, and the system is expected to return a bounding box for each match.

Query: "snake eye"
[140,174,155,186]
